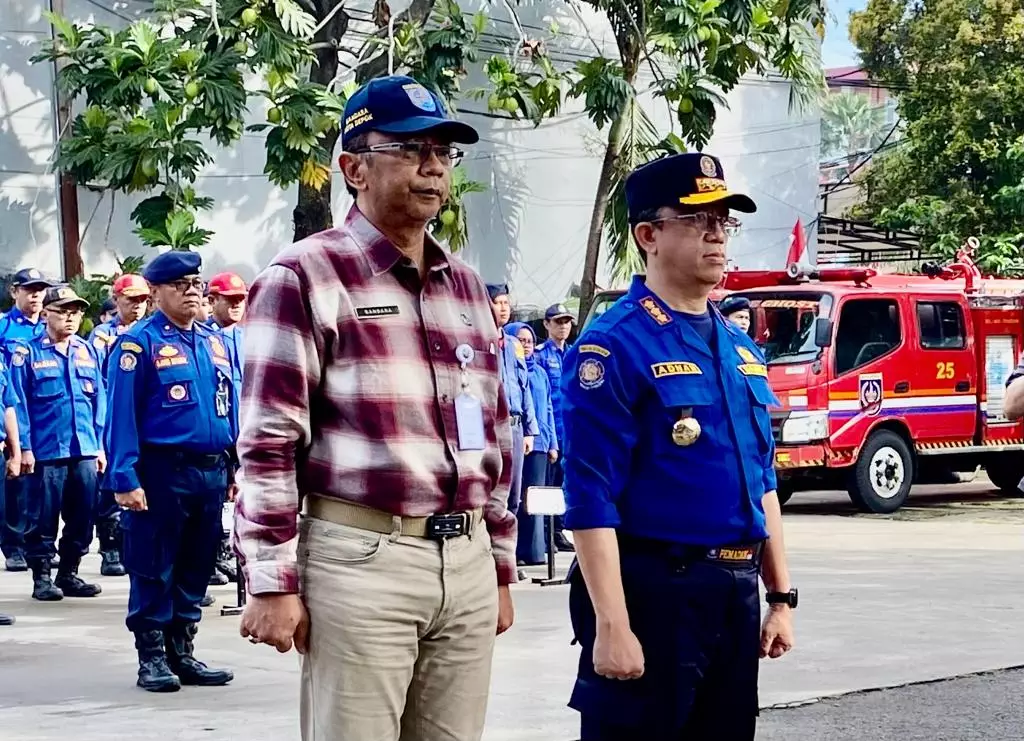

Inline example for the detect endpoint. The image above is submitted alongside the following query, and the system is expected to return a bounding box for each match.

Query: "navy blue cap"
[143,250,202,284]
[341,75,478,148]
[100,297,116,314]
[43,284,89,310]
[625,153,756,223]
[11,268,56,288]
[718,295,751,316]
[486,283,509,302]
[545,303,573,321]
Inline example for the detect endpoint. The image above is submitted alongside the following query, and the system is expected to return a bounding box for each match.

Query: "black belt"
[141,446,226,469]
[617,533,765,568]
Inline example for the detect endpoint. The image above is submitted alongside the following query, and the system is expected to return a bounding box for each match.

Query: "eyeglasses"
[45,307,83,318]
[350,141,464,167]
[167,278,205,293]
[650,212,742,237]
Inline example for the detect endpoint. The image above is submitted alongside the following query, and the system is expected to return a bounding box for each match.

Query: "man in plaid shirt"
[234,75,516,741]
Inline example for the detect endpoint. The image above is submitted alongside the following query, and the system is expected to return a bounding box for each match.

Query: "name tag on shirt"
[455,393,485,451]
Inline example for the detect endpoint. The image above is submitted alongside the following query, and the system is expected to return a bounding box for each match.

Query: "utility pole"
[50,0,84,279]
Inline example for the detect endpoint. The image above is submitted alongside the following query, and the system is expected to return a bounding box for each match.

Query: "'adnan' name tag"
[356,305,400,319]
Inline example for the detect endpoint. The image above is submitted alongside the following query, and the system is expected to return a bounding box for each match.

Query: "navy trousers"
[123,452,226,634]
[1,474,28,559]
[25,458,98,565]
[516,451,548,564]
[568,541,761,741]
[507,421,525,516]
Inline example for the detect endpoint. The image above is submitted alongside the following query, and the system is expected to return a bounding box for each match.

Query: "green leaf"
[273,0,316,39]
[165,210,196,246]
[44,11,79,45]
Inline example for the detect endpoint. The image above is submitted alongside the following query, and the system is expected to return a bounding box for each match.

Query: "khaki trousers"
[298,515,499,741]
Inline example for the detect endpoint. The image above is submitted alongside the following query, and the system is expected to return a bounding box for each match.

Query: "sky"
[822,0,865,69]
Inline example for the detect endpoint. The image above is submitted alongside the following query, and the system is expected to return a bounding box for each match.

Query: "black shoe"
[165,623,233,686]
[5,553,27,572]
[208,570,228,586]
[100,550,127,577]
[0,614,14,626]
[517,569,528,581]
[200,593,215,607]
[553,533,575,553]
[55,569,102,598]
[134,630,181,693]
[215,557,238,583]
[30,561,64,602]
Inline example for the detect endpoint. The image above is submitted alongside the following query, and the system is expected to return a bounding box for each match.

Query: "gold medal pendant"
[671,416,701,446]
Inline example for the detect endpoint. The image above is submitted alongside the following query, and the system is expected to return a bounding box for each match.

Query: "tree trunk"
[578,111,627,324]
[292,2,349,242]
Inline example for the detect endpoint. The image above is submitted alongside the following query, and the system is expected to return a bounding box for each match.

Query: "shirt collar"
[345,205,451,278]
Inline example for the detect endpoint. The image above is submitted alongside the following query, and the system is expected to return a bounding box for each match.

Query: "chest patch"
[356,305,400,319]
[737,363,768,377]
[32,359,59,371]
[652,361,702,378]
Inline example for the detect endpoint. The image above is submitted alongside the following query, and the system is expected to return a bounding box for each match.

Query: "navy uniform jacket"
[0,308,46,363]
[0,357,21,444]
[103,311,237,494]
[498,332,539,436]
[535,339,568,446]
[560,276,777,546]
[10,335,106,461]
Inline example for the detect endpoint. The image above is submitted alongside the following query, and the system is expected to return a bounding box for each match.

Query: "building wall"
[2,0,820,304]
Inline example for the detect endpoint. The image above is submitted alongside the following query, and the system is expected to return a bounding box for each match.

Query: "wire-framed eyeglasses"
[650,212,742,237]
[349,141,465,167]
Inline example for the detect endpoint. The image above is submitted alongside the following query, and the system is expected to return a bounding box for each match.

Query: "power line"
[820,120,902,196]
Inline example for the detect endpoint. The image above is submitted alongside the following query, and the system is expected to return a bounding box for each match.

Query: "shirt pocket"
[652,377,715,449]
[74,364,99,396]
[743,374,779,455]
[32,368,64,401]
[155,364,200,409]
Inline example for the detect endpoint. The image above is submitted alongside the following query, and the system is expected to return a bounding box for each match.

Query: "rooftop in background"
[826,66,871,85]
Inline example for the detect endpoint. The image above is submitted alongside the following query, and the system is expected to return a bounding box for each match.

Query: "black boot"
[165,623,233,686]
[134,630,181,692]
[5,552,27,572]
[55,557,102,597]
[98,521,127,577]
[0,614,14,626]
[208,569,228,586]
[30,560,63,601]
[101,550,126,577]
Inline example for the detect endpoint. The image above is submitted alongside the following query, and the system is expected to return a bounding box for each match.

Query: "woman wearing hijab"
[507,321,558,567]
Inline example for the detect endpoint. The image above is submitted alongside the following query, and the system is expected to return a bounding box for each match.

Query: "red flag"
[786,219,807,267]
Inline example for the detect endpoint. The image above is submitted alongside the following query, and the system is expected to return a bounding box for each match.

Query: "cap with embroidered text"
[625,153,756,223]
[43,285,89,311]
[207,272,248,297]
[11,268,56,289]
[341,75,478,149]
[545,304,574,321]
[113,274,150,297]
[143,251,203,285]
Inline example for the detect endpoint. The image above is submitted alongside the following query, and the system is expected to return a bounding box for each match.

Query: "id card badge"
[215,377,230,418]
[455,392,486,451]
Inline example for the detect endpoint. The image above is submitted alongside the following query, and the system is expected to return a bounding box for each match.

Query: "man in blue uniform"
[0,268,54,572]
[487,284,538,519]
[104,251,235,693]
[561,153,797,741]
[0,350,22,625]
[535,303,575,551]
[10,285,106,601]
[89,273,151,577]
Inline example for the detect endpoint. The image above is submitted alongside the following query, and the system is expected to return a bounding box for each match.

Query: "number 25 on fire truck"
[729,239,1024,513]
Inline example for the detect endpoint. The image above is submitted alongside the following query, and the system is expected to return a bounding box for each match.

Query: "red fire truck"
[727,240,1024,512]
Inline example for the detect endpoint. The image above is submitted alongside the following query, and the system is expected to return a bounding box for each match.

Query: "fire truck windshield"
[740,292,835,365]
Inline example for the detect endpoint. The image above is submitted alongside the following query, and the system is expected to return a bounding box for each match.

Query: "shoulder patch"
[11,353,24,367]
[737,363,768,377]
[736,346,758,364]
[512,338,525,361]
[120,340,144,354]
[639,296,671,326]
[578,358,606,389]
[119,353,138,372]
[578,343,610,357]
[652,361,702,378]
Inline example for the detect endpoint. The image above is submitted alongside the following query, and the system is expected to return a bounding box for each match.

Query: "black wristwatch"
[765,588,798,608]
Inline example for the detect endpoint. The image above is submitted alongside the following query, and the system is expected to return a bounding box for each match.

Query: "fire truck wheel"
[848,430,913,513]
[984,457,1024,497]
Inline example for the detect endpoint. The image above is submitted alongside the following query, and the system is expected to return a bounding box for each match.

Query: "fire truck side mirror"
[814,317,834,348]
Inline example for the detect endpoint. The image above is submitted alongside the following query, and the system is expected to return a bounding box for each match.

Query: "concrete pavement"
[1,481,1022,740]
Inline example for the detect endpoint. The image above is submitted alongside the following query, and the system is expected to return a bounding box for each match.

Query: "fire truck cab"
[730,246,1024,513]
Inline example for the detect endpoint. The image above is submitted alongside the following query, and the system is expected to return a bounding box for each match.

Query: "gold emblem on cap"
[671,416,701,446]
[700,155,717,178]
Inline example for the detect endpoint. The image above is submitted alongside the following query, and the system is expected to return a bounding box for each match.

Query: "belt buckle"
[707,545,758,563]
[425,512,469,539]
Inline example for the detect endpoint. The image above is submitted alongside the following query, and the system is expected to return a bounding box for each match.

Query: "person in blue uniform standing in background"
[0,351,22,625]
[10,286,106,602]
[0,268,54,573]
[535,303,575,552]
[104,251,235,693]
[561,153,798,741]
[507,321,558,568]
[487,284,538,519]
[203,271,248,586]
[89,273,151,578]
